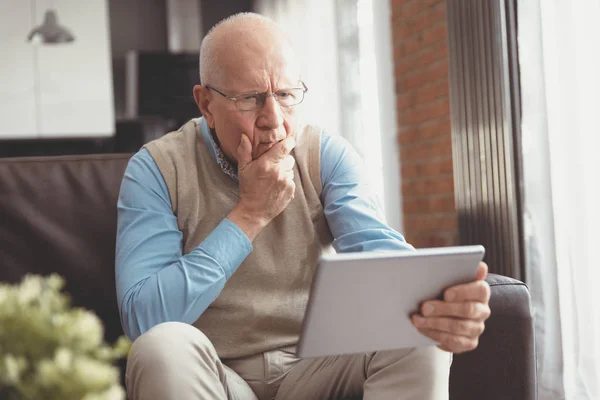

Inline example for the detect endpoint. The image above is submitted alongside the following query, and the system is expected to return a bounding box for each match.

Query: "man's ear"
[193,85,215,128]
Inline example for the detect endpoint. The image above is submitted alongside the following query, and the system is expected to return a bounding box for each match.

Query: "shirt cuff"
[199,218,253,279]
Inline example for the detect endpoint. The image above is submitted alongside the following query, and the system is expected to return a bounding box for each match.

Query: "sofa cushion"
[0,154,132,343]
[449,273,536,399]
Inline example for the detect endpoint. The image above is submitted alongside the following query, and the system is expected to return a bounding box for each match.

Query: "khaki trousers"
[126,322,451,400]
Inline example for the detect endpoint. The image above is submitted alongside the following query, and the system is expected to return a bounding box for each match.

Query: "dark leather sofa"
[0,153,537,399]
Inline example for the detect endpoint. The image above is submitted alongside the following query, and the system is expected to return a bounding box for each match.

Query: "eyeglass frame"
[204,81,309,111]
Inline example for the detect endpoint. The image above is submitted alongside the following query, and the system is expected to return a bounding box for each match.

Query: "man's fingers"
[237,134,253,171]
[280,169,295,183]
[265,136,296,162]
[284,170,296,199]
[419,300,491,321]
[475,261,488,281]
[412,315,485,338]
[411,261,490,355]
[416,328,479,354]
[437,344,454,353]
[280,155,295,171]
[443,279,491,303]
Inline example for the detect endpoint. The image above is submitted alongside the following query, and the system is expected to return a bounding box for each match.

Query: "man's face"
[195,44,302,164]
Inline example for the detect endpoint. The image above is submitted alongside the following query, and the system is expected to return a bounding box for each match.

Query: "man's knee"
[126,323,232,399]
[370,346,451,376]
[128,321,216,366]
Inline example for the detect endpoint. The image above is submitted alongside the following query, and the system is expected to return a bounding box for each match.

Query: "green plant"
[0,274,130,400]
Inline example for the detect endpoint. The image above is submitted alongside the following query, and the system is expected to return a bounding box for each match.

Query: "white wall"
[0,2,38,138]
[0,0,114,139]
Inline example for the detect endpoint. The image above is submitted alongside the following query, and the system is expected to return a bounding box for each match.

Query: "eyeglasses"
[205,81,308,111]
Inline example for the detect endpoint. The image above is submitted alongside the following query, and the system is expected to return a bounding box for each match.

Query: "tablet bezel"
[296,245,485,358]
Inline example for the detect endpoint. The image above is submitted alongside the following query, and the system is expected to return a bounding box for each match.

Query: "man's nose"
[257,95,283,130]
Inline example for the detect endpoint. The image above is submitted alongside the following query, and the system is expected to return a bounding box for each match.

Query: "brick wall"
[391,0,459,248]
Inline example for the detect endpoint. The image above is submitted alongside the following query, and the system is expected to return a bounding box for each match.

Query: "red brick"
[398,117,451,142]
[392,0,413,9]
[398,79,450,105]
[401,175,455,196]
[395,36,420,58]
[393,0,457,242]
[417,80,448,103]
[400,134,452,161]
[396,23,417,40]
[398,97,450,126]
[402,194,456,214]
[401,156,454,179]
[394,36,422,58]
[395,0,424,21]
[395,52,419,76]
[397,59,449,92]
[403,213,458,232]
[393,24,447,60]
[421,23,447,47]
[394,41,447,77]
[406,231,458,248]
[396,92,415,110]
[400,131,451,152]
[417,40,448,67]
[421,0,445,7]
[392,0,445,34]
[429,50,450,74]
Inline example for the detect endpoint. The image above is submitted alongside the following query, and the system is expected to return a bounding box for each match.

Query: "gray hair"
[199,12,279,87]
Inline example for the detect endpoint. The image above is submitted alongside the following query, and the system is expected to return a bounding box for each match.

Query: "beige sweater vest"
[144,119,334,359]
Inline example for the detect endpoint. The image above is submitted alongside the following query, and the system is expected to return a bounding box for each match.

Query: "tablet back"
[296,245,485,358]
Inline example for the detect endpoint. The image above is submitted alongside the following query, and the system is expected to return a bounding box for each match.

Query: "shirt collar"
[198,117,238,182]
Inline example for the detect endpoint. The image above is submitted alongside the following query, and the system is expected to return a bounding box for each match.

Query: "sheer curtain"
[254,0,342,139]
[255,0,403,231]
[518,0,600,399]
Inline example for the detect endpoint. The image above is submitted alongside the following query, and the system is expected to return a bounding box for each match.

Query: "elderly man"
[116,12,491,400]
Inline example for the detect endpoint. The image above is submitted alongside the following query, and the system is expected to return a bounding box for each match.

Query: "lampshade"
[27,9,75,44]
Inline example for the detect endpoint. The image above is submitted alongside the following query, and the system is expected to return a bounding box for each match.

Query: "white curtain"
[255,0,404,231]
[519,0,600,399]
[254,0,343,139]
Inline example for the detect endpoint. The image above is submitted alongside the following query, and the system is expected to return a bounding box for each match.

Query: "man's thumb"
[237,134,252,170]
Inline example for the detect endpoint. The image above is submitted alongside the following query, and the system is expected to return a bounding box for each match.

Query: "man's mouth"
[259,139,283,149]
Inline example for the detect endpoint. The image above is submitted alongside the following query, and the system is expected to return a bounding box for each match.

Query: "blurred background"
[1,1,599,399]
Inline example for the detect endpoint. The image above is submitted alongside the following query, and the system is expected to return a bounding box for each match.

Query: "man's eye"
[241,94,259,101]
[278,91,293,98]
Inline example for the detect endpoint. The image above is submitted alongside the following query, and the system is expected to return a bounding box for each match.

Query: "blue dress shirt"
[116,118,413,340]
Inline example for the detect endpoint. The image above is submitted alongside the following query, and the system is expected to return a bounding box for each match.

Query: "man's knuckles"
[468,280,491,302]
[463,302,489,320]
[280,155,295,170]
[423,329,479,353]
[446,280,491,303]
[479,281,491,302]
[423,301,489,320]
[421,317,483,338]
[266,136,295,161]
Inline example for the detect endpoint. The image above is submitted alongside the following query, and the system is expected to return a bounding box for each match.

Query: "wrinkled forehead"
[216,30,301,90]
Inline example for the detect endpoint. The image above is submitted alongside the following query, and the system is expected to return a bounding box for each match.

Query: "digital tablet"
[296,245,485,358]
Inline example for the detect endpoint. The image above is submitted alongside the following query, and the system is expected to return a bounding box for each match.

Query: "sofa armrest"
[449,273,537,400]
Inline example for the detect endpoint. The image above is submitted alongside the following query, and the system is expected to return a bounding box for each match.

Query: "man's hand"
[227,134,296,241]
[411,261,491,353]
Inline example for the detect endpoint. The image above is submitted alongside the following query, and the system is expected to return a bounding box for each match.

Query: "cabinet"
[0,0,114,139]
